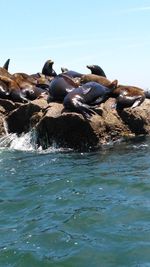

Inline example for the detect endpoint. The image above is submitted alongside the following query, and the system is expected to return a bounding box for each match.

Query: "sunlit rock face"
[1,97,150,151]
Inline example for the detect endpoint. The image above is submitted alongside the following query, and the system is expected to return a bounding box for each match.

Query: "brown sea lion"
[0,67,12,78]
[13,73,37,85]
[80,74,113,88]
[29,72,53,89]
[13,73,49,100]
[0,75,28,102]
[35,73,53,89]
[109,85,146,109]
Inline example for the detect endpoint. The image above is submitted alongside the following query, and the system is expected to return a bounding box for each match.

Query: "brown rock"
[5,98,48,134]
[35,98,150,150]
[36,103,99,150]
[1,96,150,151]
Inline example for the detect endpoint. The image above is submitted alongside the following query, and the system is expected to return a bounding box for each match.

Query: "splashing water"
[10,132,38,151]
[0,131,38,151]
[0,119,73,152]
[0,131,73,153]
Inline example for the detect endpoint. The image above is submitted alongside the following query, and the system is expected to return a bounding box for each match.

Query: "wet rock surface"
[1,97,150,150]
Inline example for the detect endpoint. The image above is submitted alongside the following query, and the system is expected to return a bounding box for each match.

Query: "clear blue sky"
[1,0,150,88]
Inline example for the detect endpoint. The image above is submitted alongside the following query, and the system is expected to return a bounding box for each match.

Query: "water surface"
[0,134,150,267]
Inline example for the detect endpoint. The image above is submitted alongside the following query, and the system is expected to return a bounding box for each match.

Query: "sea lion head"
[42,59,57,77]
[86,64,106,77]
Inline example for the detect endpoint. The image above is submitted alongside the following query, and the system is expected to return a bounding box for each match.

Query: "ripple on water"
[0,135,150,266]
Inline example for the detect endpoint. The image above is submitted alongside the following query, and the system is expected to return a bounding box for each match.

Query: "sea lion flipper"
[131,97,144,108]
[66,88,74,93]
[59,74,79,88]
[90,96,106,105]
[3,59,10,70]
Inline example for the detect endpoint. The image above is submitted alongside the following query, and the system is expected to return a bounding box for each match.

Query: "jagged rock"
[5,98,48,134]
[36,102,100,150]
[35,98,150,150]
[1,96,150,150]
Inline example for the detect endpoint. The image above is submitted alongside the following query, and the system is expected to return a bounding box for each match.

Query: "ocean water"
[0,133,150,267]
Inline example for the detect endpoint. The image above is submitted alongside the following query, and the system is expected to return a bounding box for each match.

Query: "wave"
[0,131,73,153]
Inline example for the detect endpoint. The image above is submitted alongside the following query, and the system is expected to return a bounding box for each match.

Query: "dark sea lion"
[109,85,146,110]
[87,64,106,77]
[0,80,10,99]
[61,70,83,78]
[48,74,79,102]
[80,74,114,88]
[143,88,150,99]
[22,84,48,100]
[3,59,10,71]
[63,80,118,118]
[42,60,57,77]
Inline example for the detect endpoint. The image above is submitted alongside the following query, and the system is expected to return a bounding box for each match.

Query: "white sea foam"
[9,132,37,151]
[0,131,37,151]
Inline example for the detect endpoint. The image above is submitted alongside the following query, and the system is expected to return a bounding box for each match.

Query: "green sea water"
[0,133,150,267]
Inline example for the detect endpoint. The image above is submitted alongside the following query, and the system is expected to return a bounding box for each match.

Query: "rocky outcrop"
[1,97,150,150]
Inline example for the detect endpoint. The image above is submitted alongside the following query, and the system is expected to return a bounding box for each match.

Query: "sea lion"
[109,85,146,110]
[86,64,106,77]
[12,72,49,100]
[0,67,12,78]
[35,74,52,89]
[13,72,37,85]
[63,80,118,118]
[60,69,83,78]
[29,72,53,89]
[0,75,28,103]
[144,88,150,99]
[80,74,113,87]
[42,60,57,77]
[48,74,80,102]
[21,84,48,100]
